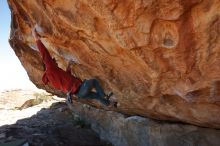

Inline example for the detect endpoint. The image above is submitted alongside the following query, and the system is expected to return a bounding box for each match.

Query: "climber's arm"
[32,28,40,41]
[42,71,49,85]
[32,27,54,66]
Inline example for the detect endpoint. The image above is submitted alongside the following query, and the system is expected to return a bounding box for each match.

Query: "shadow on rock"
[0,102,112,146]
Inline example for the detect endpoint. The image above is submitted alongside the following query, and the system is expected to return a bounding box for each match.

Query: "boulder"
[69,101,220,146]
[7,0,220,128]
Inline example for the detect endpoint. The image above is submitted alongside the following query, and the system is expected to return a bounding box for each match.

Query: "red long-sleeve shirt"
[36,40,82,93]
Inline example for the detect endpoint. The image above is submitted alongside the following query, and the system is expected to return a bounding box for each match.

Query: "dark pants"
[75,79,110,105]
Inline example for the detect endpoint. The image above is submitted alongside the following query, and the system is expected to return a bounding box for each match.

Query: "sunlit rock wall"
[8,0,220,128]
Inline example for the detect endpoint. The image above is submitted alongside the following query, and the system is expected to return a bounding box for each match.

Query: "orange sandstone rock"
[7,0,220,128]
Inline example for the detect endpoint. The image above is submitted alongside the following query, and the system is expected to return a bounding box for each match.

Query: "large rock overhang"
[7,0,220,128]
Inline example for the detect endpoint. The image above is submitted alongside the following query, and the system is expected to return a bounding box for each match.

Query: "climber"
[32,27,116,107]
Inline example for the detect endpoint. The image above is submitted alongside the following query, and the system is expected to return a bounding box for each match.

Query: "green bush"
[32,92,52,106]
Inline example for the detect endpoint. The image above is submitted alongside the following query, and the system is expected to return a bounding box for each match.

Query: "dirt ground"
[0,89,112,146]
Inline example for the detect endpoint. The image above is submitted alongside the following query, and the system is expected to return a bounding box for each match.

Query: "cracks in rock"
[206,15,220,61]
[107,0,118,13]
[135,5,149,22]
[209,81,220,102]
[105,0,135,30]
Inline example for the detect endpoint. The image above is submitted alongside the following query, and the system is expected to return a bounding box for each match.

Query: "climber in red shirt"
[32,28,115,106]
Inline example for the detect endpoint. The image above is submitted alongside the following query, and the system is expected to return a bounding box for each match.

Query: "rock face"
[69,101,220,146]
[7,0,220,128]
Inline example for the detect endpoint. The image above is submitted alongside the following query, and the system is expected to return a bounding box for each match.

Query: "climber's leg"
[75,79,111,106]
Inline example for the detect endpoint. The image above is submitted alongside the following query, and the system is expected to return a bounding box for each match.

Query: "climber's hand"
[32,27,40,41]
[69,60,77,65]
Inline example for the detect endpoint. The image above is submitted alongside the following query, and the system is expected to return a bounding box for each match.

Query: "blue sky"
[0,1,36,91]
